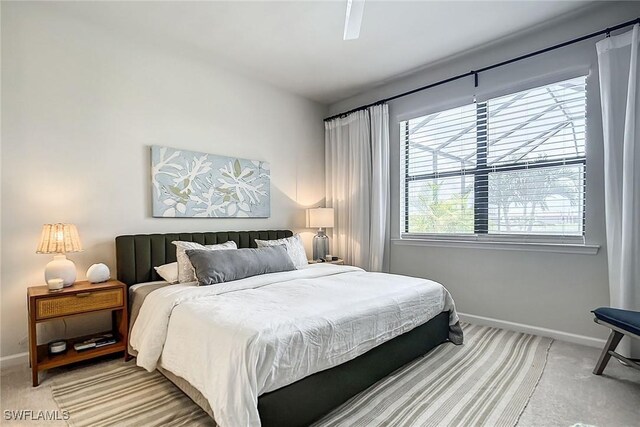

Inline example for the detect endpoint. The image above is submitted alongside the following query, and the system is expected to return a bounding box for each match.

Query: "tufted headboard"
[115,230,293,286]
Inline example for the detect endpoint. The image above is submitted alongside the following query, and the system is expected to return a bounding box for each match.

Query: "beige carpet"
[51,324,552,427]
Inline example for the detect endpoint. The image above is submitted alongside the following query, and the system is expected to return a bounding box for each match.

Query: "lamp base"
[312,229,330,261]
[45,254,77,287]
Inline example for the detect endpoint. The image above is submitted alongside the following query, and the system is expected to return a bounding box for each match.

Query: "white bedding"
[129,280,169,291]
[130,264,459,427]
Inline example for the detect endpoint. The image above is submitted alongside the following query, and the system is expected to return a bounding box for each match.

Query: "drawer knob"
[76,292,92,298]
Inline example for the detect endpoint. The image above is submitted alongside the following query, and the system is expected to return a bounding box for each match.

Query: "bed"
[116,230,462,427]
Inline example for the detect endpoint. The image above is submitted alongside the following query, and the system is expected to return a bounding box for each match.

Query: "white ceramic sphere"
[87,263,110,283]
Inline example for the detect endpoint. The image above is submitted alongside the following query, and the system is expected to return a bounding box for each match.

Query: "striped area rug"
[51,324,551,427]
[315,324,552,426]
[51,363,213,427]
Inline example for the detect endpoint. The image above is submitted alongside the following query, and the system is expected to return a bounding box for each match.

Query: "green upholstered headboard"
[115,230,293,286]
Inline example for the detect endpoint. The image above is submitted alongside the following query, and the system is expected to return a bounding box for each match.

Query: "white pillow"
[154,262,178,284]
[172,240,237,283]
[255,234,308,268]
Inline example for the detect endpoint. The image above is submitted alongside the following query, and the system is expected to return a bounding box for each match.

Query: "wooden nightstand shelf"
[27,280,128,386]
[308,258,344,265]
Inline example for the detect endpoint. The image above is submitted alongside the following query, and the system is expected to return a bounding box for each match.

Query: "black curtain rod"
[324,16,640,122]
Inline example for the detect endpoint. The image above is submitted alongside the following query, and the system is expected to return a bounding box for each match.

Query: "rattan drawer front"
[36,289,124,320]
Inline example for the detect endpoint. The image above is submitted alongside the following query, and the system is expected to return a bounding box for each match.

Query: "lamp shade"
[36,223,83,254]
[308,208,334,228]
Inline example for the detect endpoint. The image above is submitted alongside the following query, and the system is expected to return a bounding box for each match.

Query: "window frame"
[401,80,588,241]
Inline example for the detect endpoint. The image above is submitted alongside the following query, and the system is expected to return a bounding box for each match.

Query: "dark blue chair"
[592,307,640,375]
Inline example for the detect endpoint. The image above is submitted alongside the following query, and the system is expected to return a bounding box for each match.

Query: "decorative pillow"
[153,262,178,284]
[186,246,295,286]
[255,234,307,268]
[172,240,237,283]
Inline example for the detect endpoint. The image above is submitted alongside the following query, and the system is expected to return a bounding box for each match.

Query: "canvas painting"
[151,145,270,218]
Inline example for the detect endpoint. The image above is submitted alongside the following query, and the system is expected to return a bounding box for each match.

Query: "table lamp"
[36,223,83,287]
[308,208,334,261]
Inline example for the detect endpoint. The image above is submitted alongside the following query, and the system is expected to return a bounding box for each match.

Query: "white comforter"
[130,264,459,427]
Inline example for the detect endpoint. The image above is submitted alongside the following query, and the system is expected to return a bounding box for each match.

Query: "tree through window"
[401,76,586,237]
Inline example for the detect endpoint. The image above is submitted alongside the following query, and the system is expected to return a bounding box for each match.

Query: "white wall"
[1,3,326,360]
[329,2,640,344]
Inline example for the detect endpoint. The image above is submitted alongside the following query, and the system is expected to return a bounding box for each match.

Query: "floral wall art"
[151,145,270,218]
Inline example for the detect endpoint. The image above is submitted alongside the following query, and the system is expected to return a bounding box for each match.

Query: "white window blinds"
[401,76,587,237]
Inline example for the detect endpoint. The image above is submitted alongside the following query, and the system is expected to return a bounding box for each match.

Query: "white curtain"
[325,104,389,271]
[597,24,640,357]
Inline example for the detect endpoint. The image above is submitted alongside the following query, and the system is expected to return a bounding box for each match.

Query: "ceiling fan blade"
[343,0,365,40]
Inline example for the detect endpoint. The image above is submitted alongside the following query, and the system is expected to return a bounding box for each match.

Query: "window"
[401,76,586,238]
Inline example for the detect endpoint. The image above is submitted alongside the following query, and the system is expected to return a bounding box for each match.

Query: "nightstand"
[308,258,344,265]
[27,280,128,386]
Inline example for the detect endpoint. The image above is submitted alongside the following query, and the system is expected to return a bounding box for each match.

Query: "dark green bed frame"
[116,230,451,427]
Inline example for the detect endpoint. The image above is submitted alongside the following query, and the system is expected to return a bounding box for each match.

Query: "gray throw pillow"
[186,245,296,286]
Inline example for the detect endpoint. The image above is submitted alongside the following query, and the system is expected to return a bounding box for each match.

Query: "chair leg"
[593,329,624,375]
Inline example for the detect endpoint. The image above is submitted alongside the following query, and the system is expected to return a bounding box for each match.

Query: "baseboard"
[0,352,28,370]
[458,312,606,348]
